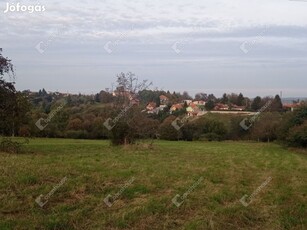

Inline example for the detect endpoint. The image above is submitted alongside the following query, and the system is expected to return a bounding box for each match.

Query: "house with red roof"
[186,103,201,116]
[283,103,302,112]
[159,95,169,105]
[146,102,157,111]
[170,103,183,113]
[214,103,229,111]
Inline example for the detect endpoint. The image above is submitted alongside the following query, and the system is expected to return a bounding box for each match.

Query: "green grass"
[0,138,306,230]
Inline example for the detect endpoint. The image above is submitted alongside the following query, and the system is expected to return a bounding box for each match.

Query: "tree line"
[1,50,306,148]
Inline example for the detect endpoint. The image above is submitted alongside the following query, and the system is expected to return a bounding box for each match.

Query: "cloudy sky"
[1,0,307,97]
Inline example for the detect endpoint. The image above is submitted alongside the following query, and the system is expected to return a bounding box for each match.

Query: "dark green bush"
[0,137,29,153]
[109,121,136,145]
[278,106,307,147]
[287,121,307,148]
[158,116,181,141]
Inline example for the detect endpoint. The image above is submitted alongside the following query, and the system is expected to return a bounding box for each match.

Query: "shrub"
[201,118,227,140]
[227,116,248,140]
[0,137,29,153]
[18,125,31,137]
[181,121,203,141]
[181,116,227,141]
[66,118,83,130]
[109,121,136,145]
[158,116,181,141]
[278,106,307,146]
[287,120,307,147]
[248,112,282,142]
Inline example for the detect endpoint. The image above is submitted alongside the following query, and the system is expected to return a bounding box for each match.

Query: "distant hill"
[282,97,307,104]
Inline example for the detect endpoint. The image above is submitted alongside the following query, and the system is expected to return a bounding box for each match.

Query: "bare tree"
[107,72,154,145]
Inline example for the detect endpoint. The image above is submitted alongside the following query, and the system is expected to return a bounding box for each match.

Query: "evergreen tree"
[251,96,262,111]
[221,93,228,104]
[94,93,100,102]
[205,100,215,111]
[270,95,283,112]
[237,93,244,106]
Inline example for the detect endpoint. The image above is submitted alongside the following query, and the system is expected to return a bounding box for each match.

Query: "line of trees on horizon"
[22,88,286,112]
[1,49,307,150]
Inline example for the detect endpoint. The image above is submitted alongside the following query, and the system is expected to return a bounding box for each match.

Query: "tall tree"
[205,100,215,111]
[195,93,208,101]
[107,72,152,145]
[99,90,113,103]
[182,91,192,100]
[221,93,228,104]
[270,95,283,112]
[237,93,244,106]
[0,49,30,136]
[208,94,216,102]
[0,48,14,76]
[251,96,262,111]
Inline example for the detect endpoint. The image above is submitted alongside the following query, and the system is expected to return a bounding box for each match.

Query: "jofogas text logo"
[4,2,46,13]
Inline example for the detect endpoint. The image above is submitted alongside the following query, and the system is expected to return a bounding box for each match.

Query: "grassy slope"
[0,139,306,230]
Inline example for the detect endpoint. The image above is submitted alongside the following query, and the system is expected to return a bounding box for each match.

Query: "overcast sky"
[1,0,307,97]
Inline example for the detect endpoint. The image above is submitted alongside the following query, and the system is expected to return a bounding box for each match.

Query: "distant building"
[146,102,157,111]
[186,103,200,116]
[283,103,302,112]
[159,95,169,105]
[193,100,206,105]
[170,103,183,113]
[183,100,193,105]
[214,103,229,111]
[112,87,134,99]
[231,104,246,111]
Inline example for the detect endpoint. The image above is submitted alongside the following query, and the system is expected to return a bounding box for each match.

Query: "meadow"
[0,138,306,230]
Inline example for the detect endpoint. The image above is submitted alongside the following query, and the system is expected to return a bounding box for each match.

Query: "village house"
[186,103,200,116]
[214,103,229,111]
[283,103,302,112]
[146,102,166,114]
[159,104,167,109]
[170,103,183,113]
[231,104,246,111]
[193,100,206,106]
[146,102,157,111]
[183,99,193,105]
[159,95,169,105]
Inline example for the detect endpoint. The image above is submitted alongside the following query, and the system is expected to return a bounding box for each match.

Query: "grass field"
[0,138,306,230]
